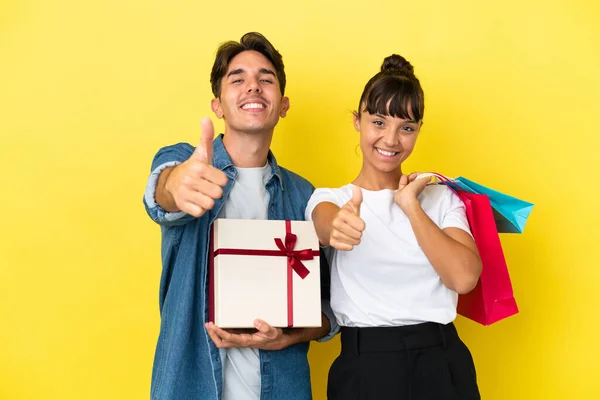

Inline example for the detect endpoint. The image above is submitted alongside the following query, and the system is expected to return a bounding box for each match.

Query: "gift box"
[208,218,322,328]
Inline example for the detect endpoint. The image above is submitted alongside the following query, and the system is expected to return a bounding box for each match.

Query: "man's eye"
[232,79,243,84]
[374,120,384,126]
[260,79,273,84]
[402,126,414,132]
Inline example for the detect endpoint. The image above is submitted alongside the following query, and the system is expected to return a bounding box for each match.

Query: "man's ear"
[279,96,290,118]
[211,98,224,119]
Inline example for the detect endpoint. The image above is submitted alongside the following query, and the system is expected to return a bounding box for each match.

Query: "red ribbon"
[213,220,318,327]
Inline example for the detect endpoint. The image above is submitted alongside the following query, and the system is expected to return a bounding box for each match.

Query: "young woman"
[306,55,482,399]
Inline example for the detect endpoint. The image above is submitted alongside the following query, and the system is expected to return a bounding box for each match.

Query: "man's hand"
[160,118,228,216]
[329,185,366,251]
[205,319,291,351]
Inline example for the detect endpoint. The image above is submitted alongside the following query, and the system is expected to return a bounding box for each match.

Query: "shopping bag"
[418,173,520,325]
[451,177,534,234]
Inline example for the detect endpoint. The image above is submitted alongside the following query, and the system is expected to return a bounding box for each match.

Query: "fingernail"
[254,319,262,329]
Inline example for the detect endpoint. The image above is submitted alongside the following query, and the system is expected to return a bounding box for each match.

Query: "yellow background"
[1,0,599,399]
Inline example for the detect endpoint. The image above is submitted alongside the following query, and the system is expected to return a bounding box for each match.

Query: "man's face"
[211,50,290,135]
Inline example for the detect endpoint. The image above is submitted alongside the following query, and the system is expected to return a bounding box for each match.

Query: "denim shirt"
[143,134,337,400]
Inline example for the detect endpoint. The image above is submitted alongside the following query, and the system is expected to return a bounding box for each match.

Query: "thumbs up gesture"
[164,118,229,217]
[330,186,366,251]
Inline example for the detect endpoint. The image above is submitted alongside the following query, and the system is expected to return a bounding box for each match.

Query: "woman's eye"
[402,126,414,132]
[374,120,384,126]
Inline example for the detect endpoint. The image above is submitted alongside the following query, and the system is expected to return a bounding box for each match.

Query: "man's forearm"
[155,167,179,212]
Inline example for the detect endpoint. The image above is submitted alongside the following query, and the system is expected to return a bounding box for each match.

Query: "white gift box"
[209,218,322,328]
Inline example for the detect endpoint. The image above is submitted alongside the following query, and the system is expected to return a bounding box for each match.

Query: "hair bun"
[381,54,414,74]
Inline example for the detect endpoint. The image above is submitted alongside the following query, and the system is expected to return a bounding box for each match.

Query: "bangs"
[361,75,424,122]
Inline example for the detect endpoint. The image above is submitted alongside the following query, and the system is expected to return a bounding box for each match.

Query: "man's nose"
[246,79,262,93]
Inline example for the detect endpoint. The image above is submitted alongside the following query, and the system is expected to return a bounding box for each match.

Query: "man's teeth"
[376,148,397,156]
[242,103,264,110]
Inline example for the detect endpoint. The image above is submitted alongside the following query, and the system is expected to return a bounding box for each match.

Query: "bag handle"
[414,172,462,196]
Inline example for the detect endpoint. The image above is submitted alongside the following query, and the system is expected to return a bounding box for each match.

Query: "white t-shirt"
[305,184,471,327]
[218,163,271,400]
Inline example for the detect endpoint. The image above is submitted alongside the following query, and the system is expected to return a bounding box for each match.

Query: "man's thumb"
[194,117,215,163]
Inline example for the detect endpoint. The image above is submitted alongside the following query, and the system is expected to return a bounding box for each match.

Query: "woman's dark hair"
[210,32,286,97]
[357,54,424,122]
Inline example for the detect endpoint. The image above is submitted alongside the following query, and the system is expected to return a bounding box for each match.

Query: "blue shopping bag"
[451,177,534,233]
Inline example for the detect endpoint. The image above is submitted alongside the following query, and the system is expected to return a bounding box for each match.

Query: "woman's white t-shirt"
[305,184,472,327]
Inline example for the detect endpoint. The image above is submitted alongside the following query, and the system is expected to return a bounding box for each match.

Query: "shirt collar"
[212,134,284,190]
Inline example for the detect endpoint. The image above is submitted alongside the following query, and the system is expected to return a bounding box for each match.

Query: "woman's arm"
[396,174,481,294]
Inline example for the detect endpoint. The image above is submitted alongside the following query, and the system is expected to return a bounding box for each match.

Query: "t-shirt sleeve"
[441,188,473,237]
[304,188,344,221]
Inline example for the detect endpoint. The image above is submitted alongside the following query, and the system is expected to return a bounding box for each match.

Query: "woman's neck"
[353,165,402,191]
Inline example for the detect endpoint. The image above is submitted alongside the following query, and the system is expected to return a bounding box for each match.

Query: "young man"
[143,32,337,400]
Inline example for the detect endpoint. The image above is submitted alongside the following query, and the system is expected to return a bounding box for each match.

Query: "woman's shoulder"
[313,184,353,195]
[420,184,456,205]
[422,183,451,196]
[309,184,353,206]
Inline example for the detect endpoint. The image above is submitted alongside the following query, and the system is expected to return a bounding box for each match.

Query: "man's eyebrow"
[226,68,244,78]
[259,68,276,76]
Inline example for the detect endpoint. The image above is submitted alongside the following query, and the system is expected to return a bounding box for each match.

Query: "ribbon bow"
[274,231,312,279]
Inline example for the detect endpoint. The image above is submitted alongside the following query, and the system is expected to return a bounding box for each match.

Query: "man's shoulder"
[151,142,195,167]
[159,142,195,154]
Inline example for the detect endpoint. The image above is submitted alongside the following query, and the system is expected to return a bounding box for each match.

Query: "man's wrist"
[158,167,179,212]
[278,328,307,349]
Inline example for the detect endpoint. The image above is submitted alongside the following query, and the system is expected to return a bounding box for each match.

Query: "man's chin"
[237,121,278,134]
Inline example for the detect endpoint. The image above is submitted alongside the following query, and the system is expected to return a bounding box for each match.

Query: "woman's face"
[354,106,422,174]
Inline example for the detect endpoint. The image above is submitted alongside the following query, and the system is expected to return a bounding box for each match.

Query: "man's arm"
[144,119,228,227]
[155,118,228,216]
[154,166,178,212]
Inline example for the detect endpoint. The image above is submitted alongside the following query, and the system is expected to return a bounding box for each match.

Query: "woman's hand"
[393,172,432,214]
[329,186,366,251]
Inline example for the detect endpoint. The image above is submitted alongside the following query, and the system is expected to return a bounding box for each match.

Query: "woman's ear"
[353,111,360,132]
